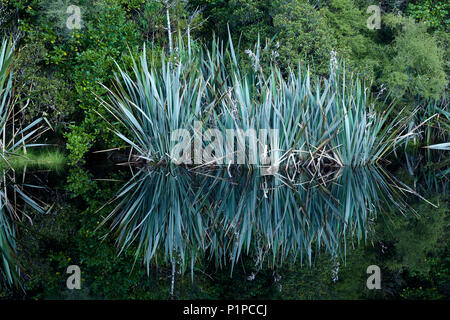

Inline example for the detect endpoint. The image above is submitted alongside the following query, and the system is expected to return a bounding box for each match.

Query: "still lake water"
[1,153,448,298]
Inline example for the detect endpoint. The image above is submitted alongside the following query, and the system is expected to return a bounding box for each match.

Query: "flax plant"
[0,38,48,287]
[101,34,414,170]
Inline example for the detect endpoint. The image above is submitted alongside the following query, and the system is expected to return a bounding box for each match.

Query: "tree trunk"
[166,1,173,56]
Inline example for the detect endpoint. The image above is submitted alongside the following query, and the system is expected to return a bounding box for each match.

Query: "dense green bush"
[2,0,447,161]
[380,15,447,101]
[407,0,449,31]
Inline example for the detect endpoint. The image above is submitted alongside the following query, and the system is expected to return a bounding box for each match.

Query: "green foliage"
[0,39,15,160]
[191,0,275,45]
[3,0,145,163]
[0,38,48,165]
[66,3,142,162]
[13,42,75,126]
[0,149,65,171]
[64,125,95,165]
[3,0,448,162]
[139,0,200,45]
[321,0,379,81]
[381,15,447,101]
[407,0,449,31]
[272,1,333,75]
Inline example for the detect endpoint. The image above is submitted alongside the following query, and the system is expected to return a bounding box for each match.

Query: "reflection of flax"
[0,170,48,287]
[101,166,417,274]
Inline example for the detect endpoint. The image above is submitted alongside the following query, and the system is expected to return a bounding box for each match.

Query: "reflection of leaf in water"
[0,171,47,288]
[102,166,418,276]
[0,174,17,287]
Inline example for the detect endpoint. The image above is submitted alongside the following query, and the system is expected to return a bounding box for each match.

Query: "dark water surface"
[1,155,448,299]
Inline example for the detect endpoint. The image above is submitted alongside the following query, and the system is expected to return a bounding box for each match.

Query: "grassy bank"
[0,150,66,171]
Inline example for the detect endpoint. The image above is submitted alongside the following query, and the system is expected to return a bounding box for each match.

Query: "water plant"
[100,35,416,170]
